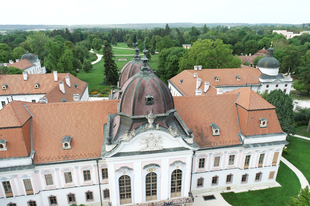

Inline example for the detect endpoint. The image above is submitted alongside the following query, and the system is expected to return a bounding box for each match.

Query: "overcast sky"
[1,0,309,25]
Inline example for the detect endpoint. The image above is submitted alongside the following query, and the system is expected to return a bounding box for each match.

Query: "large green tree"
[8,67,23,74]
[26,32,49,66]
[266,89,295,135]
[0,43,12,62]
[12,47,26,60]
[102,41,119,85]
[157,35,174,51]
[178,39,242,71]
[157,47,187,83]
[280,45,302,73]
[244,40,258,55]
[92,38,102,52]
[288,186,310,206]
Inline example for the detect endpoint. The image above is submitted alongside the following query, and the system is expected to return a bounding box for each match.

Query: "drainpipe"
[97,159,103,206]
[190,151,195,193]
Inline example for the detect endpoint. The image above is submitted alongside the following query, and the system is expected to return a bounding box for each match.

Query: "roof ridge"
[7,103,23,126]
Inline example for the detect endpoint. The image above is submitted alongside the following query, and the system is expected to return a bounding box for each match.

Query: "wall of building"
[0,94,45,109]
[259,82,292,95]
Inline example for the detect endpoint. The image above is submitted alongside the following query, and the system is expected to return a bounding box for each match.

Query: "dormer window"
[0,139,8,151]
[2,84,8,90]
[260,118,268,128]
[34,83,40,89]
[62,136,72,150]
[236,75,241,81]
[214,76,219,82]
[145,94,154,105]
[74,84,78,88]
[179,79,183,84]
[210,123,220,136]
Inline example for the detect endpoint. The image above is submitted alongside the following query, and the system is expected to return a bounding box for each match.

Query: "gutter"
[97,159,103,206]
[167,80,184,96]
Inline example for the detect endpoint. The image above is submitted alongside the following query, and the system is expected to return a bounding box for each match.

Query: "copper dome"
[119,57,174,116]
[119,44,154,88]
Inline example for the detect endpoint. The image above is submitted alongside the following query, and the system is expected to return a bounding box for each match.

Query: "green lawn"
[290,90,310,100]
[295,126,310,138]
[77,53,159,95]
[113,42,128,48]
[93,47,142,56]
[282,136,310,182]
[222,162,300,206]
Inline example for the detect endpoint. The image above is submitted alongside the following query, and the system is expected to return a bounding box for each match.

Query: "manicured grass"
[290,90,310,100]
[282,136,310,182]
[295,126,310,138]
[93,47,142,56]
[222,162,300,206]
[113,42,128,48]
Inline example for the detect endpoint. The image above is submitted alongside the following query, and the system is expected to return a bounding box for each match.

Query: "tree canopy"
[288,186,310,206]
[8,67,23,74]
[102,41,118,85]
[178,39,242,72]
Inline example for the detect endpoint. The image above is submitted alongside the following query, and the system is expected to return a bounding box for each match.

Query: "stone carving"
[146,110,156,129]
[119,129,136,142]
[156,124,161,130]
[139,133,163,151]
[167,126,180,137]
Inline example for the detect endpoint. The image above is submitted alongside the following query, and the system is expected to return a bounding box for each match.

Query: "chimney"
[9,60,13,64]
[65,75,71,87]
[194,73,198,78]
[196,78,201,89]
[39,97,48,104]
[249,53,251,57]
[59,81,65,94]
[194,65,198,71]
[16,59,19,62]
[195,89,202,96]
[204,82,210,93]
[23,72,28,81]
[53,71,58,82]
[73,94,80,102]
[198,65,202,71]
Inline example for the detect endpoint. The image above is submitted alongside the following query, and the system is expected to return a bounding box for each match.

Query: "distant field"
[94,44,142,56]
[0,31,7,33]
[78,53,159,95]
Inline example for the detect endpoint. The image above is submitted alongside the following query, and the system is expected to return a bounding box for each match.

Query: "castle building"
[168,48,293,97]
[8,52,46,74]
[0,50,287,206]
[0,71,89,110]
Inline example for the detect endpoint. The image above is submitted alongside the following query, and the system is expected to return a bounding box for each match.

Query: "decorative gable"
[61,136,72,150]
[210,123,220,136]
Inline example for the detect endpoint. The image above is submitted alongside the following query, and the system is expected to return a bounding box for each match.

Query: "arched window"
[146,172,157,201]
[119,175,131,204]
[171,169,182,197]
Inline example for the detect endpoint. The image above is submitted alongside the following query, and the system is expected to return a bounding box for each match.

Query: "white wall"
[0,94,45,109]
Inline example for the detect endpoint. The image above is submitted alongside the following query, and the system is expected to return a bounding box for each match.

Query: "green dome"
[256,48,280,69]
[21,51,35,61]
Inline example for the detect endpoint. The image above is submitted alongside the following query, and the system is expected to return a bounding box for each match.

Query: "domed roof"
[119,56,174,116]
[256,47,280,69]
[119,43,154,88]
[21,51,35,62]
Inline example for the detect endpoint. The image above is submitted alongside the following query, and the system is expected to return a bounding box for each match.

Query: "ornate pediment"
[139,133,163,151]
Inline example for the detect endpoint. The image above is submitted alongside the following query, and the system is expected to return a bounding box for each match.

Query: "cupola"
[256,47,280,76]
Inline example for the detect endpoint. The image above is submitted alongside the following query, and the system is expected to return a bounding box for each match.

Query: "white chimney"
[59,81,65,94]
[16,59,19,62]
[65,75,71,87]
[198,65,202,71]
[73,94,80,102]
[196,78,201,89]
[194,73,198,78]
[194,65,198,71]
[9,60,13,64]
[39,97,48,104]
[23,72,28,81]
[249,53,251,57]
[195,89,202,96]
[204,82,210,93]
[53,71,58,82]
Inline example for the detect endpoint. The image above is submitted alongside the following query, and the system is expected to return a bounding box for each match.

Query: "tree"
[111,37,117,46]
[137,39,143,51]
[127,38,133,48]
[253,55,264,66]
[257,37,271,49]
[234,42,244,55]
[12,47,26,60]
[288,186,310,206]
[92,38,102,52]
[45,40,65,72]
[83,59,93,73]
[8,67,23,74]
[244,40,258,55]
[157,35,174,51]
[57,49,75,75]
[19,41,32,53]
[280,45,302,73]
[0,43,12,62]
[26,32,49,65]
[202,24,209,34]
[266,89,295,135]
[102,41,118,85]
[64,41,74,50]
[178,39,242,71]
[165,24,171,36]
[157,47,187,83]
[144,37,150,49]
[72,58,82,73]
[0,65,8,74]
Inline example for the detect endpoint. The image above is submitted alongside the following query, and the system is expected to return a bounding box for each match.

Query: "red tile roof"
[0,101,32,128]
[9,59,33,70]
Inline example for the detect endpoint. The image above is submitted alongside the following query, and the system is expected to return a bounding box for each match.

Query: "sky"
[0,0,309,25]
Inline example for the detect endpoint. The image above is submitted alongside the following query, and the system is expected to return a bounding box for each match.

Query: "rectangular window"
[269,171,275,179]
[228,155,235,165]
[214,156,220,167]
[258,154,265,167]
[45,174,53,185]
[49,196,57,205]
[272,152,279,166]
[1,101,5,108]
[197,178,203,187]
[8,203,16,206]
[241,174,248,183]
[32,100,36,103]
[244,155,251,169]
[226,174,233,183]
[83,170,91,181]
[64,172,72,183]
[2,181,13,197]
[199,158,205,168]
[86,191,93,201]
[255,173,262,181]
[28,201,37,206]
[23,179,33,195]
[103,189,110,199]
[212,176,218,185]
[102,168,108,179]
[67,193,76,203]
